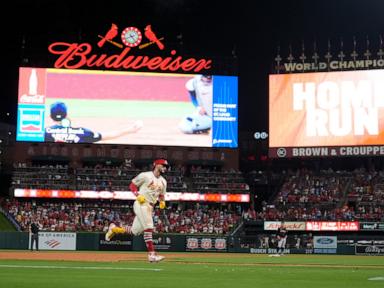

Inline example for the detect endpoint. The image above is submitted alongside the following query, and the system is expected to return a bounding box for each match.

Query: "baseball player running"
[276,221,288,255]
[105,158,168,263]
[179,75,213,134]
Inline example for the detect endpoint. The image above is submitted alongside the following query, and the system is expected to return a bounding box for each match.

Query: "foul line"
[0,264,163,271]
[169,261,384,269]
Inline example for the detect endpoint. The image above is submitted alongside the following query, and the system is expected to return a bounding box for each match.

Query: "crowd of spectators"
[11,162,248,194]
[0,198,241,235]
[243,167,384,222]
[345,168,384,221]
[6,162,384,235]
[190,165,249,194]
[5,162,249,234]
[12,163,74,190]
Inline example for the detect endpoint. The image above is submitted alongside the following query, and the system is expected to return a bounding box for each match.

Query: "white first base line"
[0,264,163,272]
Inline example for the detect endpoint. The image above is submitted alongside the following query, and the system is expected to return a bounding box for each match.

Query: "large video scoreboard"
[269,69,384,157]
[16,67,238,148]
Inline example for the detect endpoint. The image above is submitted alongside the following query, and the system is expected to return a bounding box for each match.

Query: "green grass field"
[45,99,193,119]
[1,252,383,288]
[0,213,16,231]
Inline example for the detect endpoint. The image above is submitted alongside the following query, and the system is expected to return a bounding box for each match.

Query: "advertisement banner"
[35,232,76,250]
[132,234,185,252]
[153,235,185,251]
[264,221,306,231]
[355,245,384,255]
[186,236,227,252]
[306,221,359,231]
[14,189,249,203]
[360,222,384,231]
[313,236,337,249]
[313,248,337,254]
[17,67,238,148]
[269,145,384,158]
[99,234,133,251]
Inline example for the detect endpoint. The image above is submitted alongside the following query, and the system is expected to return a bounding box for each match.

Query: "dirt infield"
[0,251,230,262]
[0,251,141,262]
[75,117,211,147]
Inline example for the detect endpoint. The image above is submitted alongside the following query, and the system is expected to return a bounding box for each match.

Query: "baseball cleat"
[148,253,165,263]
[105,223,116,241]
[193,128,211,134]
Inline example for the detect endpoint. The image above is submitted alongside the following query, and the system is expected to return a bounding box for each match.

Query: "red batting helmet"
[153,158,169,168]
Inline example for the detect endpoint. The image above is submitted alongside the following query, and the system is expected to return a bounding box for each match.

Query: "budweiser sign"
[48,23,213,73]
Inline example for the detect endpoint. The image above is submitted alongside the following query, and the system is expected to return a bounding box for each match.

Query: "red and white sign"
[48,23,212,73]
[306,221,359,231]
[14,188,249,203]
[32,232,76,250]
[18,68,46,104]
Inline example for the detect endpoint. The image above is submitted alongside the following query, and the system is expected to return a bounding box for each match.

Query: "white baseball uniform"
[277,227,287,249]
[130,171,167,235]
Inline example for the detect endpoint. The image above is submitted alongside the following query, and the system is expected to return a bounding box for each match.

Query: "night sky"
[1,0,383,134]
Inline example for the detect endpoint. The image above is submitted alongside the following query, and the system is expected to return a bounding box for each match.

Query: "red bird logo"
[144,25,164,50]
[98,23,119,48]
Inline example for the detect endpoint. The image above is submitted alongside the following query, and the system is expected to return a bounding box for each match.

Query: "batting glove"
[159,201,166,209]
[137,195,146,204]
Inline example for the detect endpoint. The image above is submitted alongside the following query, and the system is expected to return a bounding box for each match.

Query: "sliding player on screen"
[45,101,143,143]
[179,75,213,134]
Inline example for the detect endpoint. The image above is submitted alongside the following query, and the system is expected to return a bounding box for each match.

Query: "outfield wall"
[0,231,383,255]
[239,220,384,256]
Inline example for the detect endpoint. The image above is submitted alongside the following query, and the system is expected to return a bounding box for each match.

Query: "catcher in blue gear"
[49,101,67,121]
[45,101,102,143]
[45,101,143,143]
